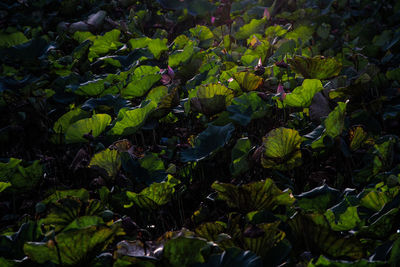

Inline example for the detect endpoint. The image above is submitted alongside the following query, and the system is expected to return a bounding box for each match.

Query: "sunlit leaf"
[296,184,341,212]
[190,83,234,115]
[168,41,195,67]
[232,72,263,92]
[0,158,42,192]
[0,32,29,48]
[261,127,303,170]
[163,236,208,267]
[24,224,122,265]
[65,114,111,143]
[53,108,91,134]
[324,102,347,138]
[284,79,324,108]
[122,66,161,98]
[212,179,294,212]
[88,29,123,61]
[108,102,155,136]
[287,56,342,80]
[236,18,267,40]
[89,148,121,178]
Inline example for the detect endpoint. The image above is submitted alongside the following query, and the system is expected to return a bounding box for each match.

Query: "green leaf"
[230,137,252,177]
[287,56,342,80]
[196,247,262,267]
[180,123,235,162]
[0,32,29,48]
[108,102,155,136]
[73,31,96,43]
[227,92,270,126]
[168,41,195,68]
[350,126,369,151]
[0,159,42,191]
[147,38,168,59]
[163,236,207,266]
[40,198,104,232]
[325,206,361,231]
[308,255,386,267]
[243,222,286,258]
[261,127,303,171]
[212,179,294,212]
[232,72,263,92]
[190,25,214,48]
[53,108,91,134]
[235,18,267,40]
[0,181,11,193]
[284,79,324,108]
[357,208,398,238]
[190,83,234,116]
[324,102,347,138]
[289,213,366,259]
[125,176,179,210]
[24,224,122,265]
[89,148,121,178]
[41,188,90,204]
[386,68,400,81]
[65,114,111,143]
[296,184,341,212]
[359,183,399,212]
[88,29,123,61]
[122,66,161,98]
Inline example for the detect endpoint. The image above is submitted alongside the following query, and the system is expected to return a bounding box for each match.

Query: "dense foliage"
[1,0,400,266]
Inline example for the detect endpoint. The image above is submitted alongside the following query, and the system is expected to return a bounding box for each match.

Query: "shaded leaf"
[180,123,235,162]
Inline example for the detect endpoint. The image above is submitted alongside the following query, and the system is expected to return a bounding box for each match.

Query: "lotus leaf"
[40,198,104,232]
[53,108,90,134]
[324,102,347,138]
[232,72,263,92]
[243,222,286,258]
[296,184,341,212]
[308,255,386,266]
[358,183,399,212]
[349,126,369,151]
[180,123,235,162]
[24,224,122,265]
[235,18,267,40]
[227,92,270,126]
[0,158,42,191]
[163,236,208,266]
[289,213,365,259]
[125,176,179,210]
[0,181,11,193]
[89,148,121,178]
[108,102,155,136]
[287,56,342,80]
[212,179,294,212]
[115,240,162,260]
[88,29,123,61]
[230,137,252,177]
[0,32,29,48]
[195,247,262,267]
[65,114,111,143]
[261,127,303,170]
[325,206,362,231]
[122,65,161,98]
[41,188,90,204]
[357,208,398,238]
[168,41,195,67]
[284,79,324,108]
[81,94,132,115]
[190,25,214,48]
[190,83,234,115]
